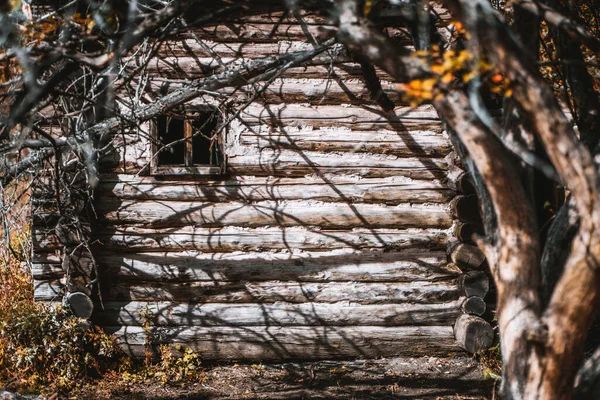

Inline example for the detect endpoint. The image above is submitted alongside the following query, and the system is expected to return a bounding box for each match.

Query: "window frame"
[149,110,226,176]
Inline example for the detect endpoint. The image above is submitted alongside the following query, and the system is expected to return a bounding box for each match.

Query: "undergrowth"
[0,182,206,395]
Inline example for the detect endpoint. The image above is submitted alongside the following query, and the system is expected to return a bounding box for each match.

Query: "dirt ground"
[69,356,495,399]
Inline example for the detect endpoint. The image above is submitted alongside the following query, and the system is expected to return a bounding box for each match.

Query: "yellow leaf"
[441,72,454,84]
[462,71,477,82]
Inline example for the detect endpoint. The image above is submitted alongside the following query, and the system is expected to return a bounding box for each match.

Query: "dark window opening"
[155,111,222,168]
[157,116,185,166]
[192,112,221,165]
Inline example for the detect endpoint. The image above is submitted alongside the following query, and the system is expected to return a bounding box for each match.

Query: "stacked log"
[31,10,486,360]
[446,159,495,353]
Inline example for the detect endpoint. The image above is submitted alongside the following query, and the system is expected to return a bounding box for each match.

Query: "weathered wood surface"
[144,78,402,106]
[65,292,94,319]
[98,280,460,303]
[445,166,476,194]
[94,300,464,327]
[34,279,65,301]
[98,250,457,282]
[107,325,462,359]
[453,222,484,242]
[143,61,388,80]
[454,314,494,354]
[34,249,458,282]
[226,151,447,179]
[450,195,482,224]
[461,296,487,316]
[88,226,448,253]
[236,104,442,131]
[447,240,487,271]
[236,126,449,157]
[95,176,455,204]
[97,200,451,229]
[100,149,448,179]
[458,271,490,299]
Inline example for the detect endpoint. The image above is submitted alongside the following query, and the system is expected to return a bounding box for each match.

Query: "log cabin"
[30,2,494,361]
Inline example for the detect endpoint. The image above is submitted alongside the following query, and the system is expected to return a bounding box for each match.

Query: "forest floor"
[6,356,495,400]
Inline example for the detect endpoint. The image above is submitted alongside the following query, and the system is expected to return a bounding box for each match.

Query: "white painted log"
[237,126,449,157]
[454,314,494,353]
[95,300,463,327]
[98,200,452,229]
[100,280,460,304]
[92,226,447,252]
[107,325,462,359]
[98,176,455,204]
[93,249,457,282]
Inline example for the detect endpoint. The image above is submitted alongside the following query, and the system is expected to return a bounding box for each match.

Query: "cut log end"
[448,240,486,271]
[458,271,490,298]
[64,292,94,319]
[450,195,482,224]
[454,314,494,353]
[461,296,487,316]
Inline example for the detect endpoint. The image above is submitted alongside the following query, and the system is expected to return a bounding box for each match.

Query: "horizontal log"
[143,78,402,106]
[236,126,450,157]
[100,280,460,304]
[236,103,441,131]
[34,279,65,301]
[137,54,359,79]
[139,61,386,80]
[87,226,447,253]
[157,40,335,58]
[226,151,447,179]
[31,262,64,279]
[96,176,456,204]
[94,249,458,282]
[107,325,462,359]
[94,300,463,327]
[97,200,452,229]
[100,150,448,179]
[454,314,494,354]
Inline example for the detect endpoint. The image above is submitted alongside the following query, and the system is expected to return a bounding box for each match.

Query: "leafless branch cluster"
[3,0,600,398]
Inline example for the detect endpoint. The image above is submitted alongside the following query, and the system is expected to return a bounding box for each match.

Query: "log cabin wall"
[31,8,493,360]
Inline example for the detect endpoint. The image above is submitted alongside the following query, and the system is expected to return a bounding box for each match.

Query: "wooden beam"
[107,325,462,359]
[94,300,463,327]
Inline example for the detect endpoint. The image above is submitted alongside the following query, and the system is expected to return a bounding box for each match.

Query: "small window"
[150,110,224,175]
